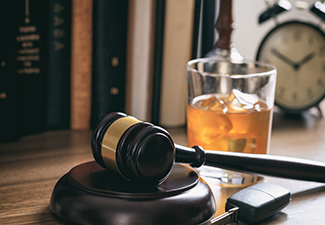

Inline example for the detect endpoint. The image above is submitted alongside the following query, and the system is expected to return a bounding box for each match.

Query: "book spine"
[150,0,166,125]
[15,0,48,135]
[125,0,155,121]
[91,0,129,129]
[200,0,216,57]
[191,0,202,59]
[159,0,195,127]
[47,0,72,130]
[0,1,20,142]
[70,0,93,130]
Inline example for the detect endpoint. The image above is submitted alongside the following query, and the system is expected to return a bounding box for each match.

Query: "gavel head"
[91,112,176,185]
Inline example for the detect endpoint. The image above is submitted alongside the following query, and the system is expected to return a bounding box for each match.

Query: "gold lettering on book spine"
[0,92,7,99]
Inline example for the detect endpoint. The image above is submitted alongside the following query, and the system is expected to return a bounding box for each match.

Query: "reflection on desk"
[1,110,325,224]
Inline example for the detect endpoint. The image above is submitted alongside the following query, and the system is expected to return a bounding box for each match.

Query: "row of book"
[0,0,217,142]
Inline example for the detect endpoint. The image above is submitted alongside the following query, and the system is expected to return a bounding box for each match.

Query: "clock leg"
[316,105,323,119]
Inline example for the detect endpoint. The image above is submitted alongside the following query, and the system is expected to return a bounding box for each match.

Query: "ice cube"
[188,95,232,145]
[253,100,269,112]
[210,98,227,113]
[197,112,232,144]
[192,94,226,112]
[226,89,258,112]
[228,137,256,153]
[228,138,246,152]
[191,94,215,111]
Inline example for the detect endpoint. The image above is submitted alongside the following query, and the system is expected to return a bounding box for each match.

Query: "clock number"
[293,29,302,42]
[307,87,313,99]
[277,86,285,98]
[320,46,325,57]
[291,92,298,102]
[308,35,314,46]
[283,35,289,44]
[318,78,325,88]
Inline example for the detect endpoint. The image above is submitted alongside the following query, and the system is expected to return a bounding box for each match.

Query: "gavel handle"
[175,144,325,183]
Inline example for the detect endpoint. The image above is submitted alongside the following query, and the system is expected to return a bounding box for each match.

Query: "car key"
[211,183,291,224]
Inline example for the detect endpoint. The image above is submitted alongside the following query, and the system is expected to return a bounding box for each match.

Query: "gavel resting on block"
[92,112,325,185]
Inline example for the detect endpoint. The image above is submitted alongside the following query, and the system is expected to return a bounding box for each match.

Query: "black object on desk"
[211,183,291,224]
[50,161,215,225]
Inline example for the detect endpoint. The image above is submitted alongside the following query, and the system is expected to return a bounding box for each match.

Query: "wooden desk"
[1,110,325,224]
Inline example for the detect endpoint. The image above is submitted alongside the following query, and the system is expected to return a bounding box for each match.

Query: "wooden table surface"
[1,108,325,224]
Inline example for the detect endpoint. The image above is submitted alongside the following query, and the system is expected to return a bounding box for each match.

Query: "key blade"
[210,207,239,225]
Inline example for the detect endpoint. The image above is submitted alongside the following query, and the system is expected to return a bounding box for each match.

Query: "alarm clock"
[256,1,325,113]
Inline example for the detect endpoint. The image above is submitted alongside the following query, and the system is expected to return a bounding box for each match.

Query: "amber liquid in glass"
[187,92,272,154]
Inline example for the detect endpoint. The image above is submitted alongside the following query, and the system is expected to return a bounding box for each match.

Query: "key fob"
[226,183,291,223]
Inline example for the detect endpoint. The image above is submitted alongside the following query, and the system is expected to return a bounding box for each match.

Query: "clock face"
[256,21,325,112]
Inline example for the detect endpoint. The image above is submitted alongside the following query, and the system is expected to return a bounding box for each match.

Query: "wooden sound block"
[50,161,216,225]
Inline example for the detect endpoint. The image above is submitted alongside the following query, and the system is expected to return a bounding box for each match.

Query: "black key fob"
[226,183,291,224]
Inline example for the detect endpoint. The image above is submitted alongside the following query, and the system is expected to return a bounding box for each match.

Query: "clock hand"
[295,52,316,69]
[271,48,296,69]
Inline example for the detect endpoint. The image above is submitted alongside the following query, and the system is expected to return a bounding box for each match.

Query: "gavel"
[92,112,325,185]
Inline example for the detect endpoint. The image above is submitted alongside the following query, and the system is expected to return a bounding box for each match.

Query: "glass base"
[196,165,264,188]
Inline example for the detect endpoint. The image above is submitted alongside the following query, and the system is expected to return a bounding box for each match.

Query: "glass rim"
[187,58,277,78]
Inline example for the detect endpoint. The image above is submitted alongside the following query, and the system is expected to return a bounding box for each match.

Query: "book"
[150,0,166,125]
[47,0,72,130]
[200,0,217,57]
[0,1,20,142]
[125,0,156,121]
[15,0,48,135]
[90,0,129,129]
[158,0,196,127]
[70,0,93,130]
[191,0,203,59]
